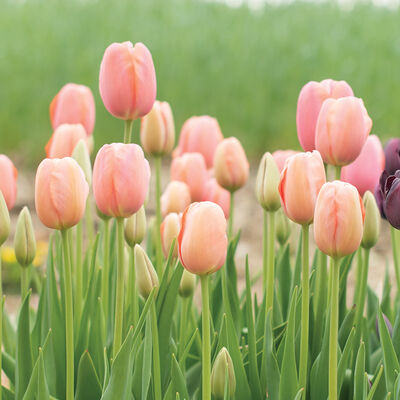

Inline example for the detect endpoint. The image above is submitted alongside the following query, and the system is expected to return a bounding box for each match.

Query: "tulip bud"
[255,152,281,212]
[161,181,191,218]
[179,269,196,298]
[202,178,230,219]
[276,209,291,245]
[72,139,92,185]
[0,154,18,211]
[0,192,10,246]
[124,206,147,247]
[134,244,159,298]
[211,347,236,398]
[160,213,180,258]
[14,207,36,267]
[384,138,400,176]
[361,191,380,249]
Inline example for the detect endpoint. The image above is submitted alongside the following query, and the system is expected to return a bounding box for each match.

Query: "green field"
[0,0,399,164]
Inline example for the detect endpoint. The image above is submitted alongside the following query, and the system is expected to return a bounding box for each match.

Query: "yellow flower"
[1,247,16,263]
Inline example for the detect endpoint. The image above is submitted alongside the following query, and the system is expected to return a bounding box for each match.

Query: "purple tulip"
[374,176,386,219]
[380,170,400,229]
[384,138,400,175]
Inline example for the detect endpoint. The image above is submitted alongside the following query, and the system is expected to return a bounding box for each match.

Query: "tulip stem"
[200,274,211,400]
[355,248,370,341]
[390,227,400,295]
[75,221,83,328]
[61,229,74,400]
[151,301,162,400]
[228,192,234,239]
[113,217,125,359]
[329,257,340,400]
[124,119,134,144]
[101,219,110,321]
[155,156,163,275]
[335,166,341,181]
[265,211,276,312]
[262,210,268,293]
[299,224,309,393]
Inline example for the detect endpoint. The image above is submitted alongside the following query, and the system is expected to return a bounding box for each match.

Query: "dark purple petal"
[384,138,400,176]
[384,177,400,229]
[374,183,386,219]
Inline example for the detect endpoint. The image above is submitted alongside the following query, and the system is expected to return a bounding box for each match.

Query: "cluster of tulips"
[0,41,400,400]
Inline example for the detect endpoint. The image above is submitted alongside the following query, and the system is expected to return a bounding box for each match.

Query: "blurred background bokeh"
[0,0,400,165]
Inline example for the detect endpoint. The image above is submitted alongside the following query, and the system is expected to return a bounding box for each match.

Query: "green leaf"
[75,351,102,400]
[2,386,15,400]
[381,264,392,320]
[171,354,189,400]
[22,349,50,400]
[354,342,366,400]
[338,327,355,393]
[368,365,383,400]
[294,388,304,400]
[338,306,356,350]
[2,306,16,356]
[276,243,292,320]
[141,314,152,400]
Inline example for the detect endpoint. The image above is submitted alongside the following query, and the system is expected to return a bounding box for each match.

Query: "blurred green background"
[0,0,400,165]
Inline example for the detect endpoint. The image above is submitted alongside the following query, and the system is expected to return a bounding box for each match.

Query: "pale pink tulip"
[272,150,299,172]
[160,212,181,258]
[161,181,191,218]
[202,178,230,219]
[0,155,17,210]
[45,124,88,158]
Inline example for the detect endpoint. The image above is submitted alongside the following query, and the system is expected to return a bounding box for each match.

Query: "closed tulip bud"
[380,170,400,229]
[99,42,156,120]
[161,181,191,218]
[173,116,224,168]
[361,191,380,249]
[160,212,180,258]
[14,207,36,267]
[0,154,18,211]
[72,139,92,185]
[255,152,281,212]
[0,192,10,246]
[314,181,365,258]
[279,151,326,225]
[124,206,147,247]
[178,202,227,275]
[93,143,150,218]
[134,244,159,298]
[384,138,400,176]
[50,83,95,135]
[296,79,353,151]
[315,96,372,166]
[140,100,175,156]
[202,178,230,219]
[341,135,384,196]
[211,347,236,398]
[170,153,207,201]
[272,150,299,172]
[45,124,89,159]
[214,137,249,192]
[179,269,196,297]
[276,208,291,245]
[35,158,89,230]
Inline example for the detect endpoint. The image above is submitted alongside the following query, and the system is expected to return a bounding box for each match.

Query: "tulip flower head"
[379,170,400,229]
[35,157,89,230]
[124,206,147,247]
[140,100,175,156]
[134,244,159,299]
[93,143,151,218]
[296,79,354,151]
[0,154,18,211]
[202,178,230,218]
[361,191,380,249]
[173,116,224,168]
[315,96,372,166]
[314,181,365,258]
[178,202,228,275]
[211,347,236,398]
[161,180,191,218]
[214,137,249,192]
[50,83,95,136]
[160,212,181,258]
[384,138,400,176]
[279,151,326,225]
[14,207,36,267]
[272,150,299,172]
[99,41,156,120]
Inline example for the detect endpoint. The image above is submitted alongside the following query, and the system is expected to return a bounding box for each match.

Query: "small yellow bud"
[14,207,36,267]
[276,208,291,245]
[124,207,147,247]
[255,152,281,212]
[134,244,159,299]
[361,191,380,249]
[211,347,236,398]
[179,269,196,298]
[72,139,92,185]
[0,192,10,246]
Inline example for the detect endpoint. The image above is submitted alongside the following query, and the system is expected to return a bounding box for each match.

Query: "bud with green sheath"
[179,269,196,298]
[211,347,236,398]
[134,244,159,299]
[125,206,147,247]
[14,206,36,267]
[361,191,380,249]
[276,208,291,245]
[72,139,92,185]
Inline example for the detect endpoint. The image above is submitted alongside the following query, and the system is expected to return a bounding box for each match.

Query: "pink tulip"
[202,178,230,218]
[140,100,175,156]
[0,155,17,211]
[50,83,95,136]
[170,153,207,201]
[173,116,223,168]
[93,143,150,218]
[279,151,326,225]
[160,212,181,258]
[272,150,299,172]
[161,181,191,218]
[341,135,385,196]
[315,96,372,166]
[178,202,228,275]
[314,181,365,258]
[214,137,249,192]
[99,42,156,120]
[45,124,88,158]
[296,79,353,151]
[35,158,89,230]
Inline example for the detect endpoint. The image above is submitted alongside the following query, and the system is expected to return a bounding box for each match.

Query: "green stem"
[124,119,134,144]
[151,302,162,400]
[299,224,309,393]
[85,196,94,244]
[265,211,276,312]
[353,248,363,305]
[200,275,211,400]
[390,227,400,295]
[113,217,125,359]
[61,229,74,400]
[262,210,268,294]
[155,156,163,275]
[355,249,370,338]
[329,257,340,400]
[335,165,341,181]
[20,267,29,299]
[179,297,189,360]
[228,192,235,239]
[101,219,110,321]
[75,221,83,327]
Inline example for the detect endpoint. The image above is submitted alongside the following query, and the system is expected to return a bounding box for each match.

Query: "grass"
[0,0,400,165]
